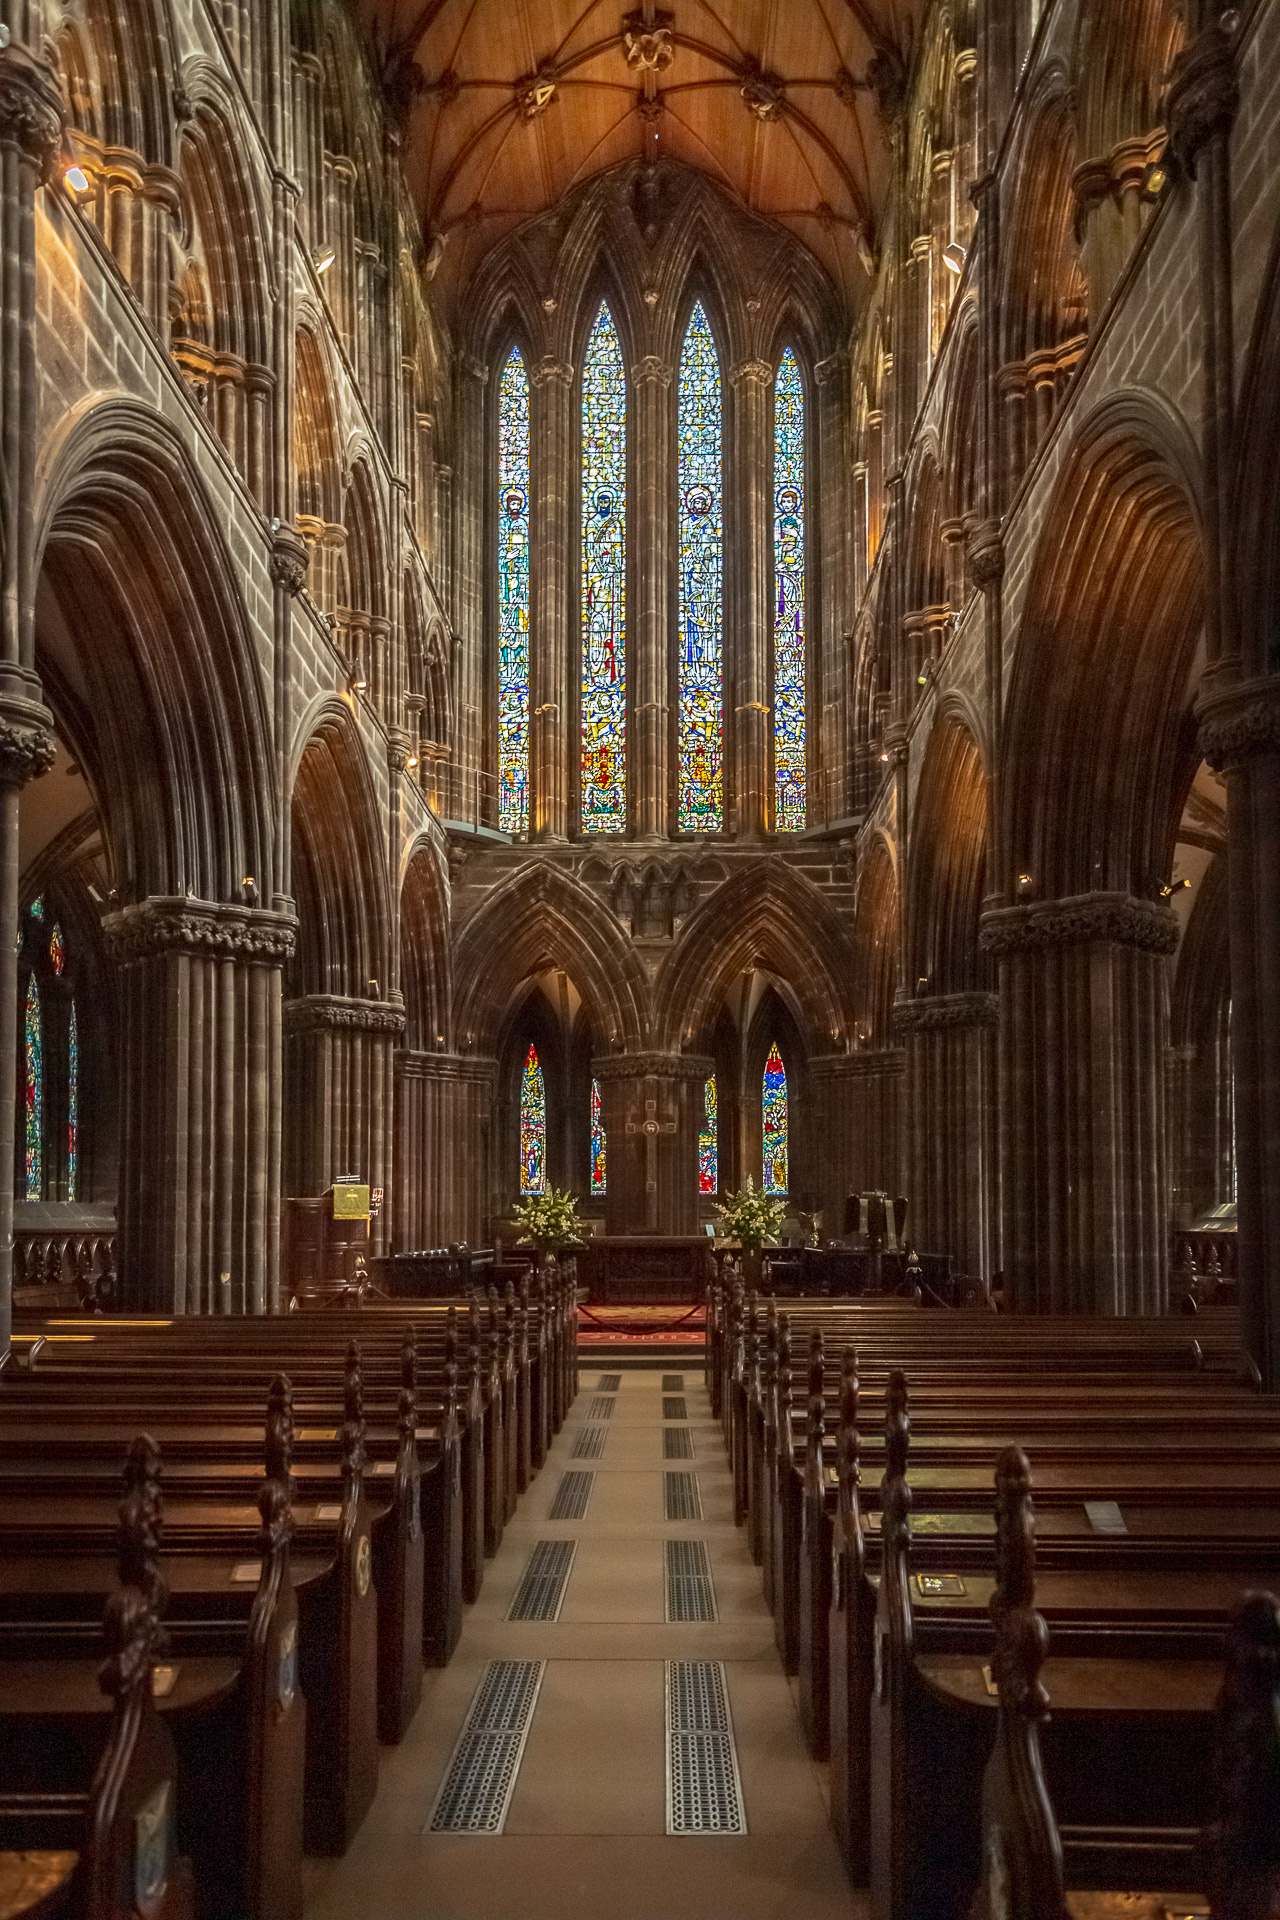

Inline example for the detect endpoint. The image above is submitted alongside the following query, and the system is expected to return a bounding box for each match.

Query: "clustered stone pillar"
[453,358,488,825]
[896,993,998,1286]
[809,1051,906,1239]
[632,356,672,839]
[103,900,297,1314]
[283,994,406,1259]
[593,1053,713,1236]
[394,1050,494,1249]
[981,893,1179,1314]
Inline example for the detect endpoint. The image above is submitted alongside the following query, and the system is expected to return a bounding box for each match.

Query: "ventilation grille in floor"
[665,1538,717,1622]
[585,1395,616,1420]
[662,1375,684,1392]
[571,1426,607,1460]
[663,1396,688,1421]
[507,1539,577,1622]
[596,1374,621,1392]
[664,1472,703,1521]
[428,1660,545,1833]
[548,1471,594,1521]
[665,1661,747,1835]
[662,1427,694,1460]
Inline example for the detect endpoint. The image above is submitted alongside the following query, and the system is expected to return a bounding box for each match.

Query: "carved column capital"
[0,671,55,788]
[103,898,299,964]
[532,356,573,389]
[1197,676,1280,771]
[0,45,66,182]
[1167,20,1238,179]
[979,891,1179,957]
[631,355,672,389]
[965,519,1005,591]
[893,990,999,1035]
[386,727,412,776]
[269,522,310,595]
[730,358,773,388]
[283,994,407,1035]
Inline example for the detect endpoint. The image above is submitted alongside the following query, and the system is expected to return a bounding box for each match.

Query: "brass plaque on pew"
[314,1505,342,1522]
[332,1183,371,1220]
[297,1429,338,1441]
[914,1572,966,1598]
[151,1666,178,1698]
[373,1461,395,1475]
[231,1562,262,1583]
[911,1512,992,1536]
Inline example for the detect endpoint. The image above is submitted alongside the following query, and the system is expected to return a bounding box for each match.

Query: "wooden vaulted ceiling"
[361,0,923,317]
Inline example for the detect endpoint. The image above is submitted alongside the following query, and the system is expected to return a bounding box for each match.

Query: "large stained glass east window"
[520,1044,546,1194]
[762,1044,788,1195]
[590,1077,606,1194]
[677,303,723,832]
[581,305,627,832]
[773,350,806,831]
[497,346,531,834]
[24,975,41,1200]
[699,1074,718,1195]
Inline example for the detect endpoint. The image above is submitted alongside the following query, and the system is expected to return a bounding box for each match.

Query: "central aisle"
[305,1365,864,1920]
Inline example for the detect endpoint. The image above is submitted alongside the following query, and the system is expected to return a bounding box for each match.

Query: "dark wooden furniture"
[579,1236,712,1304]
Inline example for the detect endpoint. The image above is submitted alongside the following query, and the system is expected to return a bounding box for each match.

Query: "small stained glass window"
[498,346,532,834]
[762,1044,788,1195]
[699,1075,718,1195]
[773,350,806,831]
[30,897,43,921]
[677,303,724,833]
[24,975,42,1200]
[520,1044,546,1194]
[50,923,65,974]
[590,1077,606,1195]
[581,305,627,832]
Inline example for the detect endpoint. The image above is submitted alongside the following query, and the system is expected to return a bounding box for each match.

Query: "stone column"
[283,994,406,1259]
[981,893,1178,1314]
[0,42,63,1352]
[895,992,999,1284]
[809,1051,906,1238]
[631,357,672,840]
[593,1052,713,1235]
[453,362,487,825]
[729,359,771,837]
[104,901,296,1314]
[394,1050,495,1250]
[531,356,573,840]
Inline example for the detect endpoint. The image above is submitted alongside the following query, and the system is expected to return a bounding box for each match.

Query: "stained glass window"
[498,346,531,834]
[24,975,41,1201]
[590,1077,606,1194]
[677,303,724,832]
[699,1075,718,1195]
[68,1001,78,1202]
[30,896,43,920]
[773,350,806,831]
[50,924,64,972]
[762,1044,788,1195]
[520,1044,546,1194]
[581,305,627,832]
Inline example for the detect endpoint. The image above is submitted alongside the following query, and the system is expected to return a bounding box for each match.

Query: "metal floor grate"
[663,1396,688,1421]
[662,1427,694,1460]
[571,1425,608,1460]
[665,1661,747,1834]
[665,1538,717,1622]
[548,1471,594,1521]
[596,1374,622,1392]
[662,1374,684,1392]
[585,1395,616,1420]
[507,1539,577,1622]
[664,1472,703,1522]
[428,1660,545,1833]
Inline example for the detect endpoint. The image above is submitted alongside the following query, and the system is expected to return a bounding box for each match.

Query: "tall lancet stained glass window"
[498,347,531,834]
[590,1078,606,1194]
[581,306,627,832]
[762,1044,788,1195]
[677,303,724,832]
[520,1045,546,1194]
[24,975,41,1200]
[773,351,806,831]
[699,1075,718,1195]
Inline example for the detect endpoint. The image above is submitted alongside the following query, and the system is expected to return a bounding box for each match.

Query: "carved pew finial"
[400,1325,419,1445]
[974,1446,1067,1920]
[343,1341,367,1487]
[1204,1590,1280,1920]
[119,1432,167,1632]
[266,1373,295,1502]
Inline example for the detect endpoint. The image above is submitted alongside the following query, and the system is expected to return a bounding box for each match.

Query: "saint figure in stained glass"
[520,1044,546,1194]
[699,1075,718,1195]
[68,1001,78,1202]
[762,1044,788,1195]
[498,347,531,833]
[677,303,724,832]
[773,351,807,831]
[24,975,41,1201]
[581,306,627,832]
[50,923,65,973]
[590,1078,606,1194]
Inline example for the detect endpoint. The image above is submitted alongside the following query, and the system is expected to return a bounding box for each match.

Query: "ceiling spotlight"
[64,166,91,198]
[313,244,336,274]
[943,241,966,274]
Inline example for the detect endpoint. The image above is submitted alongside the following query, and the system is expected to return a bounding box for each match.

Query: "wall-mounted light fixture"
[943,241,966,274]
[64,165,91,198]
[880,749,890,762]
[313,244,336,274]
[349,658,368,693]
[1160,877,1190,898]
[1017,872,1034,898]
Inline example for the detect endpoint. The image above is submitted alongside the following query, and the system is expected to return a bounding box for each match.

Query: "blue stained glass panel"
[699,1075,718,1195]
[590,1077,606,1194]
[762,1044,788,1195]
[677,304,723,832]
[581,306,627,832]
[773,350,806,831]
[24,975,41,1201]
[498,347,531,833]
[520,1044,546,1194]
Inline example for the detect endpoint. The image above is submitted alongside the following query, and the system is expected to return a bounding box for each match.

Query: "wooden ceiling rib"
[360,0,922,318]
